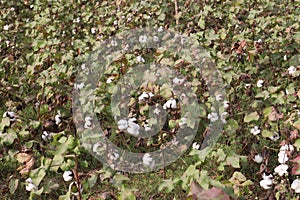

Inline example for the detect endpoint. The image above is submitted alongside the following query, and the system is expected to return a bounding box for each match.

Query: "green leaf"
[1,129,17,145]
[262,130,273,138]
[190,147,211,163]
[198,170,210,190]
[30,167,46,186]
[158,179,174,193]
[87,174,98,188]
[224,119,239,135]
[9,178,19,194]
[58,192,71,200]
[50,155,64,172]
[244,112,260,123]
[55,135,77,155]
[294,139,300,151]
[263,107,272,117]
[0,117,10,130]
[241,180,254,186]
[226,153,240,168]
[293,119,300,130]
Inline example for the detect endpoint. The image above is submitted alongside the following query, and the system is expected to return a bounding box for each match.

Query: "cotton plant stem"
[174,0,179,26]
[74,155,82,200]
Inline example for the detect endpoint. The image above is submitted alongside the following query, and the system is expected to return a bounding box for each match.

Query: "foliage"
[0,0,300,199]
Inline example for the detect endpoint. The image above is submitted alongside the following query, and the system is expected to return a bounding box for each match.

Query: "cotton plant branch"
[74,155,82,200]
[174,0,179,27]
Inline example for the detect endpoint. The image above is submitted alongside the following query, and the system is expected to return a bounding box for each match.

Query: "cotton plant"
[259,143,299,195]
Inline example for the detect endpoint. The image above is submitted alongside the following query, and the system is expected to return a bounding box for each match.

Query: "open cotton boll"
[173,77,184,85]
[260,178,273,190]
[278,151,289,164]
[291,179,300,193]
[92,143,101,153]
[144,124,151,131]
[257,79,264,87]
[215,94,223,102]
[274,164,288,176]
[280,144,294,152]
[63,171,73,182]
[55,111,62,125]
[253,154,263,163]
[179,117,187,127]
[207,112,219,122]
[270,132,280,141]
[84,116,92,129]
[25,178,38,192]
[288,66,296,75]
[223,101,229,109]
[42,131,52,141]
[138,92,154,101]
[143,153,155,167]
[3,111,16,122]
[117,119,128,130]
[192,142,200,150]
[136,55,145,63]
[127,120,140,136]
[163,98,177,109]
[259,173,273,190]
[250,126,261,135]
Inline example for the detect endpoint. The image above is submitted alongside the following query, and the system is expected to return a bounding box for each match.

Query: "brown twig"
[174,0,179,27]
[74,155,82,200]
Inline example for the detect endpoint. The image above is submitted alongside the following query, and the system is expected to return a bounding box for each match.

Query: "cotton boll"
[143,153,155,167]
[278,151,288,164]
[25,178,38,191]
[192,142,200,150]
[63,171,73,182]
[274,164,288,176]
[291,179,300,193]
[253,154,263,163]
[117,119,128,130]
